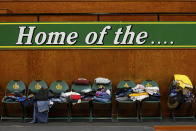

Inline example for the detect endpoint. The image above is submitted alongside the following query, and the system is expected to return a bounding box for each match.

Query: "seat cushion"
[116,100,136,103]
[93,101,111,104]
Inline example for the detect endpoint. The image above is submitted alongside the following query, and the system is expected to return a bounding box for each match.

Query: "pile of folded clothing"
[94,88,111,103]
[3,91,26,102]
[93,77,112,103]
[80,88,96,101]
[50,78,94,104]
[115,80,161,102]
[115,88,132,101]
[48,90,67,103]
[129,84,149,101]
[94,77,111,85]
[72,78,92,102]
[52,91,82,104]
[143,83,160,101]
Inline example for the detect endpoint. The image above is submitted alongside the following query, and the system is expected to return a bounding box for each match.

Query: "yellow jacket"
[174,74,193,89]
[129,92,148,97]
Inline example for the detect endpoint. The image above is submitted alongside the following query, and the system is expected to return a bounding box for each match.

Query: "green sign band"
[0,22,196,49]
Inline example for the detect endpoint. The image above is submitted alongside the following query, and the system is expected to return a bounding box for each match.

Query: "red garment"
[71,95,81,99]
[7,94,16,97]
[73,79,90,85]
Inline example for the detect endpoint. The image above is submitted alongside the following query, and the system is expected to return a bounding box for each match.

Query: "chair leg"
[89,101,93,122]
[92,103,95,120]
[67,103,71,122]
[111,103,113,121]
[21,103,25,122]
[191,102,195,120]
[1,103,5,120]
[2,103,7,119]
[64,103,68,120]
[139,102,143,122]
[137,102,140,122]
[172,110,175,121]
[116,102,119,121]
[159,102,163,120]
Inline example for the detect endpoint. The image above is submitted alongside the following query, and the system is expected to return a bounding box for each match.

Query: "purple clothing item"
[94,97,111,103]
[96,89,106,96]
[94,91,111,103]
[96,92,111,99]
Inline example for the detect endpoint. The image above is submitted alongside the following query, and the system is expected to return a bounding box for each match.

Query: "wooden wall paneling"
[27,50,56,86]
[160,14,196,21]
[0,51,29,86]
[25,49,133,89]
[0,15,37,22]
[100,15,158,21]
[2,0,196,2]
[39,15,97,21]
[0,9,9,14]
[53,50,79,86]
[62,49,132,85]
[1,2,196,14]
[37,50,57,85]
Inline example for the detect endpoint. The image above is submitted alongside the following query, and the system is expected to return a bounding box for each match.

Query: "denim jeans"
[32,101,48,123]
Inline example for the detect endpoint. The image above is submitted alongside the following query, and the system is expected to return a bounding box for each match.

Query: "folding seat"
[48,80,69,120]
[115,80,139,121]
[1,80,26,121]
[139,80,162,121]
[70,81,92,121]
[91,82,113,121]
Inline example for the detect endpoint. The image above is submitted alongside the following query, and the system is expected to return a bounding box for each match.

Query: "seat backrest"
[71,83,91,93]
[6,80,26,95]
[28,80,48,94]
[49,80,69,94]
[140,80,159,87]
[92,83,112,91]
[117,80,136,89]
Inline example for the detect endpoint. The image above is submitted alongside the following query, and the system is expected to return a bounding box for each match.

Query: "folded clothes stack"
[93,77,112,103]
[115,88,132,101]
[94,77,111,85]
[129,84,149,101]
[94,88,111,103]
[3,91,26,102]
[81,88,96,101]
[115,81,160,102]
[144,85,160,101]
